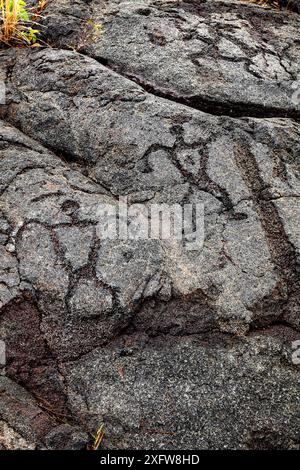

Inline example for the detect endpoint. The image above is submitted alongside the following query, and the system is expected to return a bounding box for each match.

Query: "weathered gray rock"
[3,48,300,335]
[0,0,299,450]
[84,0,300,118]
[0,376,89,449]
[40,0,95,48]
[63,335,300,449]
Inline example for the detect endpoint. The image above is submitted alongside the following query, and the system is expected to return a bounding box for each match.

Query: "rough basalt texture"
[0,0,299,450]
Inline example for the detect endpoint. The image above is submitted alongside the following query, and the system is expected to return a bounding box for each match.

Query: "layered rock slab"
[0,376,88,449]
[84,0,300,118]
[63,335,300,449]
[2,48,300,336]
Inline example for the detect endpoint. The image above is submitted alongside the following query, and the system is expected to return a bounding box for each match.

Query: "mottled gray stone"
[275,198,300,254]
[4,49,299,336]
[0,247,20,309]
[0,376,87,449]
[69,278,113,318]
[44,424,89,450]
[84,0,300,118]
[54,226,94,271]
[63,335,300,449]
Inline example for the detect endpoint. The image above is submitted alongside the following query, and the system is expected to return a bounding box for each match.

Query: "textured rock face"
[87,0,300,118]
[0,0,299,450]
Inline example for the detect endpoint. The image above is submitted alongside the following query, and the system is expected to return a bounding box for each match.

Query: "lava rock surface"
[0,0,299,450]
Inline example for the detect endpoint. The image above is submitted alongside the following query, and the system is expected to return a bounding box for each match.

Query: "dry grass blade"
[0,0,47,46]
[87,425,105,451]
